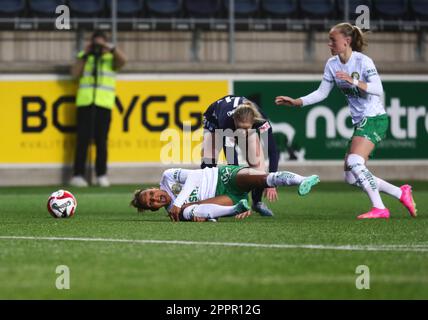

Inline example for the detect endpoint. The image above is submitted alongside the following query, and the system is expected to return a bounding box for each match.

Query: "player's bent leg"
[344,170,360,187]
[182,204,213,222]
[265,171,320,197]
[235,168,268,191]
[182,199,250,222]
[347,153,388,218]
[345,170,411,218]
[267,171,302,187]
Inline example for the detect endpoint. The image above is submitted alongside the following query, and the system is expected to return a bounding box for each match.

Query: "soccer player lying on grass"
[130,165,320,222]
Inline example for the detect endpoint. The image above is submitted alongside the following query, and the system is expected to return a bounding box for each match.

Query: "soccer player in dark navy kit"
[201,95,280,216]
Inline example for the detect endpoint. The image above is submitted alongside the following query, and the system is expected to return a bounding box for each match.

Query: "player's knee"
[344,170,357,186]
[346,153,365,172]
[182,204,199,220]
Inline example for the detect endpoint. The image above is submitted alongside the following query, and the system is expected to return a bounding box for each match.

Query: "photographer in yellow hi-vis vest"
[69,31,126,187]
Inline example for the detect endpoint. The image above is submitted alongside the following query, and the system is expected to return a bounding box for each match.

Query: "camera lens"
[93,44,102,56]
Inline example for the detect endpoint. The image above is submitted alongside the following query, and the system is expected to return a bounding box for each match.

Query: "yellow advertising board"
[0,77,229,164]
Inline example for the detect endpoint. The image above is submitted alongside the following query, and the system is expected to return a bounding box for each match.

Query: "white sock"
[344,171,402,199]
[344,170,360,187]
[182,203,239,220]
[346,154,385,209]
[267,171,305,187]
[376,178,402,199]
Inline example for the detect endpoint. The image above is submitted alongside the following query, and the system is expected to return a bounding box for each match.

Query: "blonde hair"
[332,22,368,52]
[130,189,147,212]
[233,100,264,124]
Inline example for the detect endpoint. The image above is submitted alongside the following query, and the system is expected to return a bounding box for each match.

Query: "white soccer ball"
[47,190,77,218]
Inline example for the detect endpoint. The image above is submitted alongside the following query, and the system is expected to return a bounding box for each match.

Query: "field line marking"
[1,236,428,253]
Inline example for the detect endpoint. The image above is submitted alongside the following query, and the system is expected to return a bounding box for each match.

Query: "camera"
[91,43,103,57]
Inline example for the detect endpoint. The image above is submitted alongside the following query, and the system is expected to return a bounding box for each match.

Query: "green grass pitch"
[0,181,427,299]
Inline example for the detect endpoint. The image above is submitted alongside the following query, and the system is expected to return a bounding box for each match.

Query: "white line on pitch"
[1,236,428,253]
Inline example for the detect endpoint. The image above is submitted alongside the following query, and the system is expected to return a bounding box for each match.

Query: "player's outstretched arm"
[275,96,303,107]
[277,79,334,108]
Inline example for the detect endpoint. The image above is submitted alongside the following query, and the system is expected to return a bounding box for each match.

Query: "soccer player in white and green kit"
[130,165,320,222]
[275,22,417,219]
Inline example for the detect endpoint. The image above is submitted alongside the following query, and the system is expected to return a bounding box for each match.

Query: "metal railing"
[0,0,427,64]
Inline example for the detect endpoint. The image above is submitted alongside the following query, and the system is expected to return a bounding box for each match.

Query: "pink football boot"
[400,185,417,217]
[357,207,390,219]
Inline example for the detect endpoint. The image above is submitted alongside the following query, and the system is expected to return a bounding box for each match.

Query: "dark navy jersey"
[203,95,270,133]
[202,95,279,172]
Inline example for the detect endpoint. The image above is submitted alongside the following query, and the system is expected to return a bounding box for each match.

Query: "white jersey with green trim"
[323,51,386,124]
[160,168,219,212]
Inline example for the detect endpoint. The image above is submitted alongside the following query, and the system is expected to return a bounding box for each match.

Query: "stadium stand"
[29,0,66,17]
[336,0,371,28]
[0,0,426,31]
[300,0,337,18]
[373,0,409,19]
[68,0,105,17]
[184,0,223,18]
[106,0,144,17]
[261,0,299,18]
[0,0,26,17]
[337,0,371,16]
[146,0,183,17]
[410,0,428,20]
[224,0,260,17]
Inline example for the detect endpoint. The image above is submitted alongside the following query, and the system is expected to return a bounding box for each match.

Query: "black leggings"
[73,105,111,177]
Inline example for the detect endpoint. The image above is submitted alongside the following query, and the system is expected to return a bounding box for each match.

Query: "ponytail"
[332,22,368,52]
[351,25,367,52]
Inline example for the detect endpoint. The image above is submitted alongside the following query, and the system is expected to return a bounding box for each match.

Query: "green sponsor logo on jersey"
[220,167,232,184]
[188,187,200,203]
[341,86,361,98]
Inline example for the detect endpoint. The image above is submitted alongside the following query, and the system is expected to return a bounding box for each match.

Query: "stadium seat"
[29,0,66,17]
[0,0,26,17]
[373,0,409,19]
[184,0,222,18]
[410,0,428,20]
[224,0,260,17]
[69,0,105,17]
[261,0,298,18]
[300,0,336,17]
[106,0,144,17]
[336,0,371,22]
[146,0,182,17]
[337,0,371,15]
